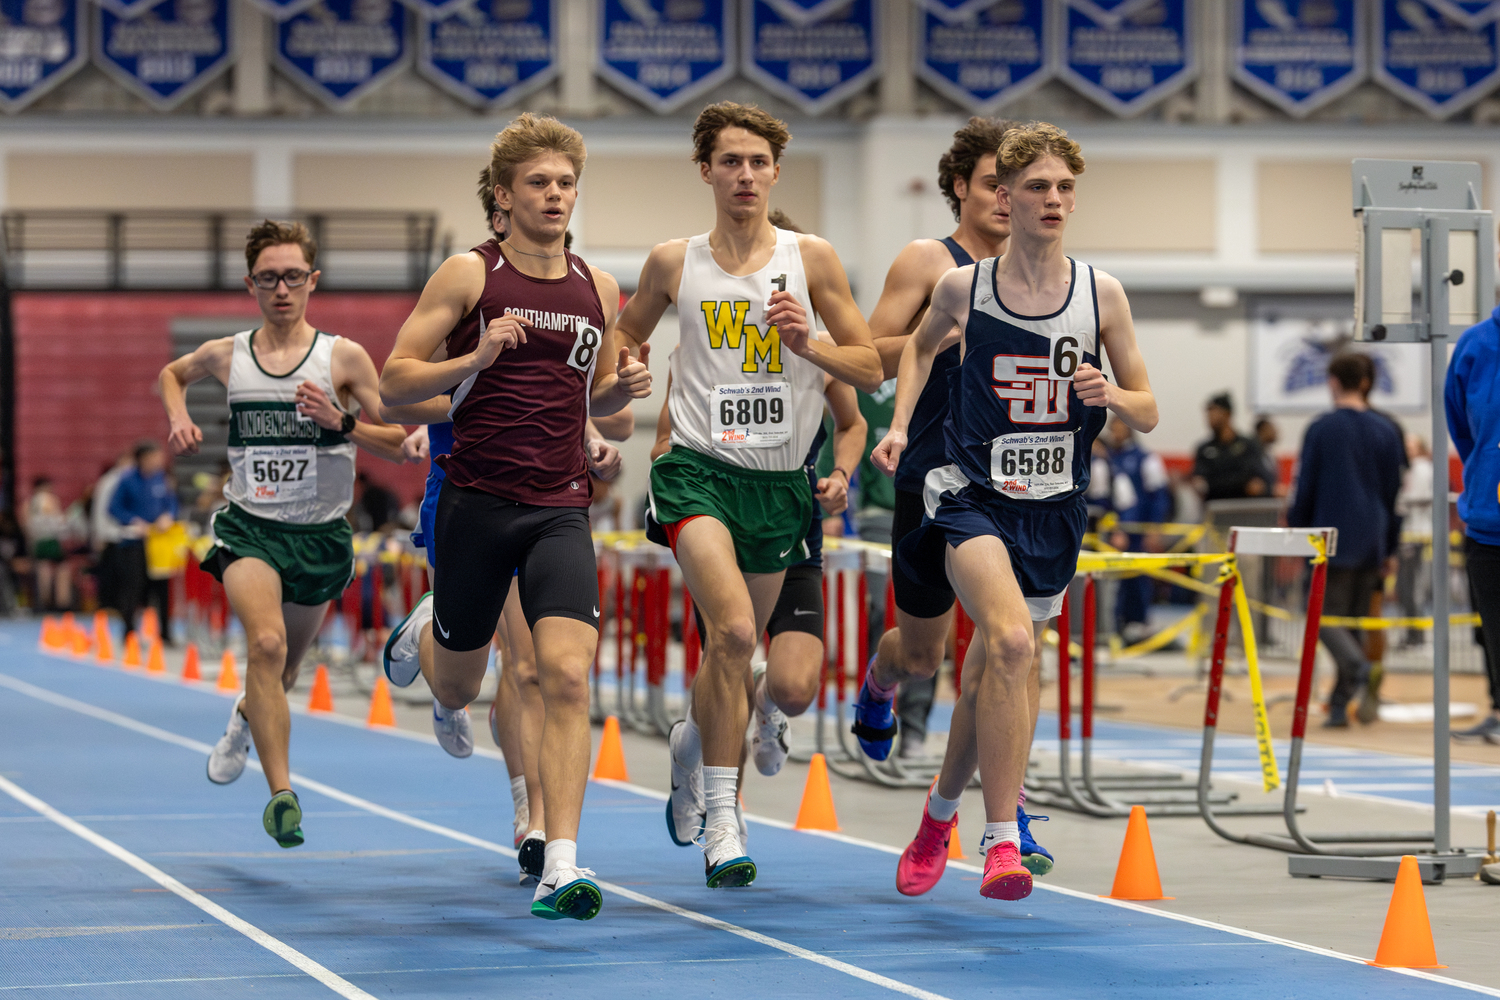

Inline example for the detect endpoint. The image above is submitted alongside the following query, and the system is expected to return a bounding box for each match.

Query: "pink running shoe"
[979,841,1033,900]
[897,807,957,896]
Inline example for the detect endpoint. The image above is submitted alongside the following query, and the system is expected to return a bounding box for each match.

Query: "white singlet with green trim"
[668,227,826,473]
[222,330,356,524]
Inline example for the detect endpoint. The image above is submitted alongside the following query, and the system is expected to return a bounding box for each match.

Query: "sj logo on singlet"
[990,336,1081,425]
[700,301,781,374]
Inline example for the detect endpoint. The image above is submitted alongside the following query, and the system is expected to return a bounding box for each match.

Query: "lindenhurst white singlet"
[222,330,356,524]
[668,228,826,473]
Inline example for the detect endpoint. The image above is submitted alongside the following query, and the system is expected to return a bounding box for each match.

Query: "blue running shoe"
[382,591,431,688]
[531,865,602,921]
[982,807,1054,876]
[851,663,898,761]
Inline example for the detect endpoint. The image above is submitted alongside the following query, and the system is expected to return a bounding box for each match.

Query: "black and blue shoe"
[530,866,603,921]
[851,664,898,761]
[1017,806,1053,876]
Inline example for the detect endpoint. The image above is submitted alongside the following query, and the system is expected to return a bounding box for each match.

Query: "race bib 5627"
[246,445,317,504]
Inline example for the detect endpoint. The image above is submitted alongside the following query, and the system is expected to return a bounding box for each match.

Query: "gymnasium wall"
[14,291,424,509]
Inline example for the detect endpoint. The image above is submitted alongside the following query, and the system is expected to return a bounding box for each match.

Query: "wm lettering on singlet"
[701,301,781,374]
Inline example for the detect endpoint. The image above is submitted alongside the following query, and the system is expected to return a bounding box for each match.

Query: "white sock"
[675,706,703,768]
[753,674,773,718]
[542,838,576,878]
[510,775,529,832]
[983,821,1020,849]
[927,788,961,824]
[703,766,739,832]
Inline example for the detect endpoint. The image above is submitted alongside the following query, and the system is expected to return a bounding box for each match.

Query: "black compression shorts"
[766,564,824,639]
[431,480,599,651]
[891,487,956,620]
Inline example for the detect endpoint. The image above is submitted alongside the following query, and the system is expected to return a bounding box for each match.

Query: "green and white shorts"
[647,448,812,574]
[203,504,354,606]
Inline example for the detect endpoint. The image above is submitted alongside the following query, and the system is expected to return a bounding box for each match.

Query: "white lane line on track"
[9,665,1496,999]
[0,672,952,1000]
[0,773,376,1000]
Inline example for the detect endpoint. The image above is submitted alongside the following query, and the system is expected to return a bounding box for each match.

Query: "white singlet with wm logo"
[669,227,826,473]
[222,330,356,524]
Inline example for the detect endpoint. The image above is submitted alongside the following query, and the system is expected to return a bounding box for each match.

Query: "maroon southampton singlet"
[436,239,606,508]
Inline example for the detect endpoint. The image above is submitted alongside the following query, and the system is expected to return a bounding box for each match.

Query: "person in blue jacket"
[1287,353,1403,728]
[1448,301,1500,742]
[108,440,179,643]
[1105,416,1172,643]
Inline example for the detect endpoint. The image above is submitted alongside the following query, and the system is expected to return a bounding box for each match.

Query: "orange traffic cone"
[216,650,240,692]
[94,614,114,664]
[146,639,166,674]
[592,715,630,781]
[141,607,160,641]
[60,612,76,638]
[948,825,968,860]
[1367,856,1446,968]
[794,752,840,831]
[181,643,201,682]
[71,628,91,656]
[39,616,57,650]
[1107,804,1173,900]
[366,676,396,727]
[122,632,142,669]
[307,664,334,712]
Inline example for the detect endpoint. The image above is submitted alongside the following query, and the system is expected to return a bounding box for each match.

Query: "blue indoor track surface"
[0,620,1490,999]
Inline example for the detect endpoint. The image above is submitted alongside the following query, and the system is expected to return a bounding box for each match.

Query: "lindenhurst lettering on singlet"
[227,401,347,448]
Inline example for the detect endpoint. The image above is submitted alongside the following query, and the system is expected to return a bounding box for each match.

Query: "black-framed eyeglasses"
[250,269,311,290]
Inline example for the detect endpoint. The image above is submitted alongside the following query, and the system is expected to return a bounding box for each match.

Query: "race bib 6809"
[710,382,790,449]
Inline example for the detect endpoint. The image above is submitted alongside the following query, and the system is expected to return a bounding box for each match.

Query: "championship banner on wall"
[94,0,233,110]
[597,0,734,114]
[0,0,87,112]
[915,0,1050,114]
[1057,0,1195,117]
[418,0,557,108]
[742,0,877,115]
[1424,0,1500,28]
[275,0,408,109]
[241,0,319,22]
[1373,0,1500,118]
[911,0,993,25]
[1231,0,1364,117]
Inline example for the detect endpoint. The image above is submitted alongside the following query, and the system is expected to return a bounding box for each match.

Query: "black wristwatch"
[339,411,357,435]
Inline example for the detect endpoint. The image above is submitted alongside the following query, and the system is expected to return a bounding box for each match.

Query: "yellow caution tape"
[1232,569,1280,793]
[1112,603,1210,659]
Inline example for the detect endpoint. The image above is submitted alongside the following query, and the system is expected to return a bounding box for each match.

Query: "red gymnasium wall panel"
[14,291,424,512]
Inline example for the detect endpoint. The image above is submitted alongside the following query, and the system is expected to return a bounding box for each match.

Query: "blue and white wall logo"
[276,0,408,109]
[1058,0,1195,117]
[241,0,319,21]
[418,0,557,108]
[915,0,1050,114]
[1232,0,1365,117]
[1424,1,1500,28]
[1374,0,1500,118]
[0,0,87,112]
[743,0,877,115]
[597,0,733,114]
[94,0,232,110]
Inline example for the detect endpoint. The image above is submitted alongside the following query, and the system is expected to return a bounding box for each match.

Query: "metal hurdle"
[1194,527,1473,876]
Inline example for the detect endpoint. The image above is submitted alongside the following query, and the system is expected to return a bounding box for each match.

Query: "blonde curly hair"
[996,121,1085,184]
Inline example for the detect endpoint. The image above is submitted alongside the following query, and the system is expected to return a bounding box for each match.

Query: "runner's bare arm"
[614,240,688,353]
[379,253,496,406]
[590,267,652,416]
[774,236,882,393]
[872,266,970,474]
[592,408,635,441]
[585,420,623,482]
[817,375,866,516]
[380,397,453,425]
[1076,271,1157,433]
[159,336,235,457]
[867,240,953,380]
[326,338,409,463]
[650,373,674,461]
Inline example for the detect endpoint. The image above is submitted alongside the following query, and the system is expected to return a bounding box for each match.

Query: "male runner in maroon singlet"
[380,114,650,922]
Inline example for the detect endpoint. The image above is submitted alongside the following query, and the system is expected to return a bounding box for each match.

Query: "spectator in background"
[1192,393,1267,501]
[1254,416,1285,496]
[352,471,398,534]
[109,440,178,643]
[1287,353,1403,728]
[1395,435,1434,650]
[91,451,133,617]
[1107,417,1172,644]
[1447,288,1500,743]
[23,477,72,611]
